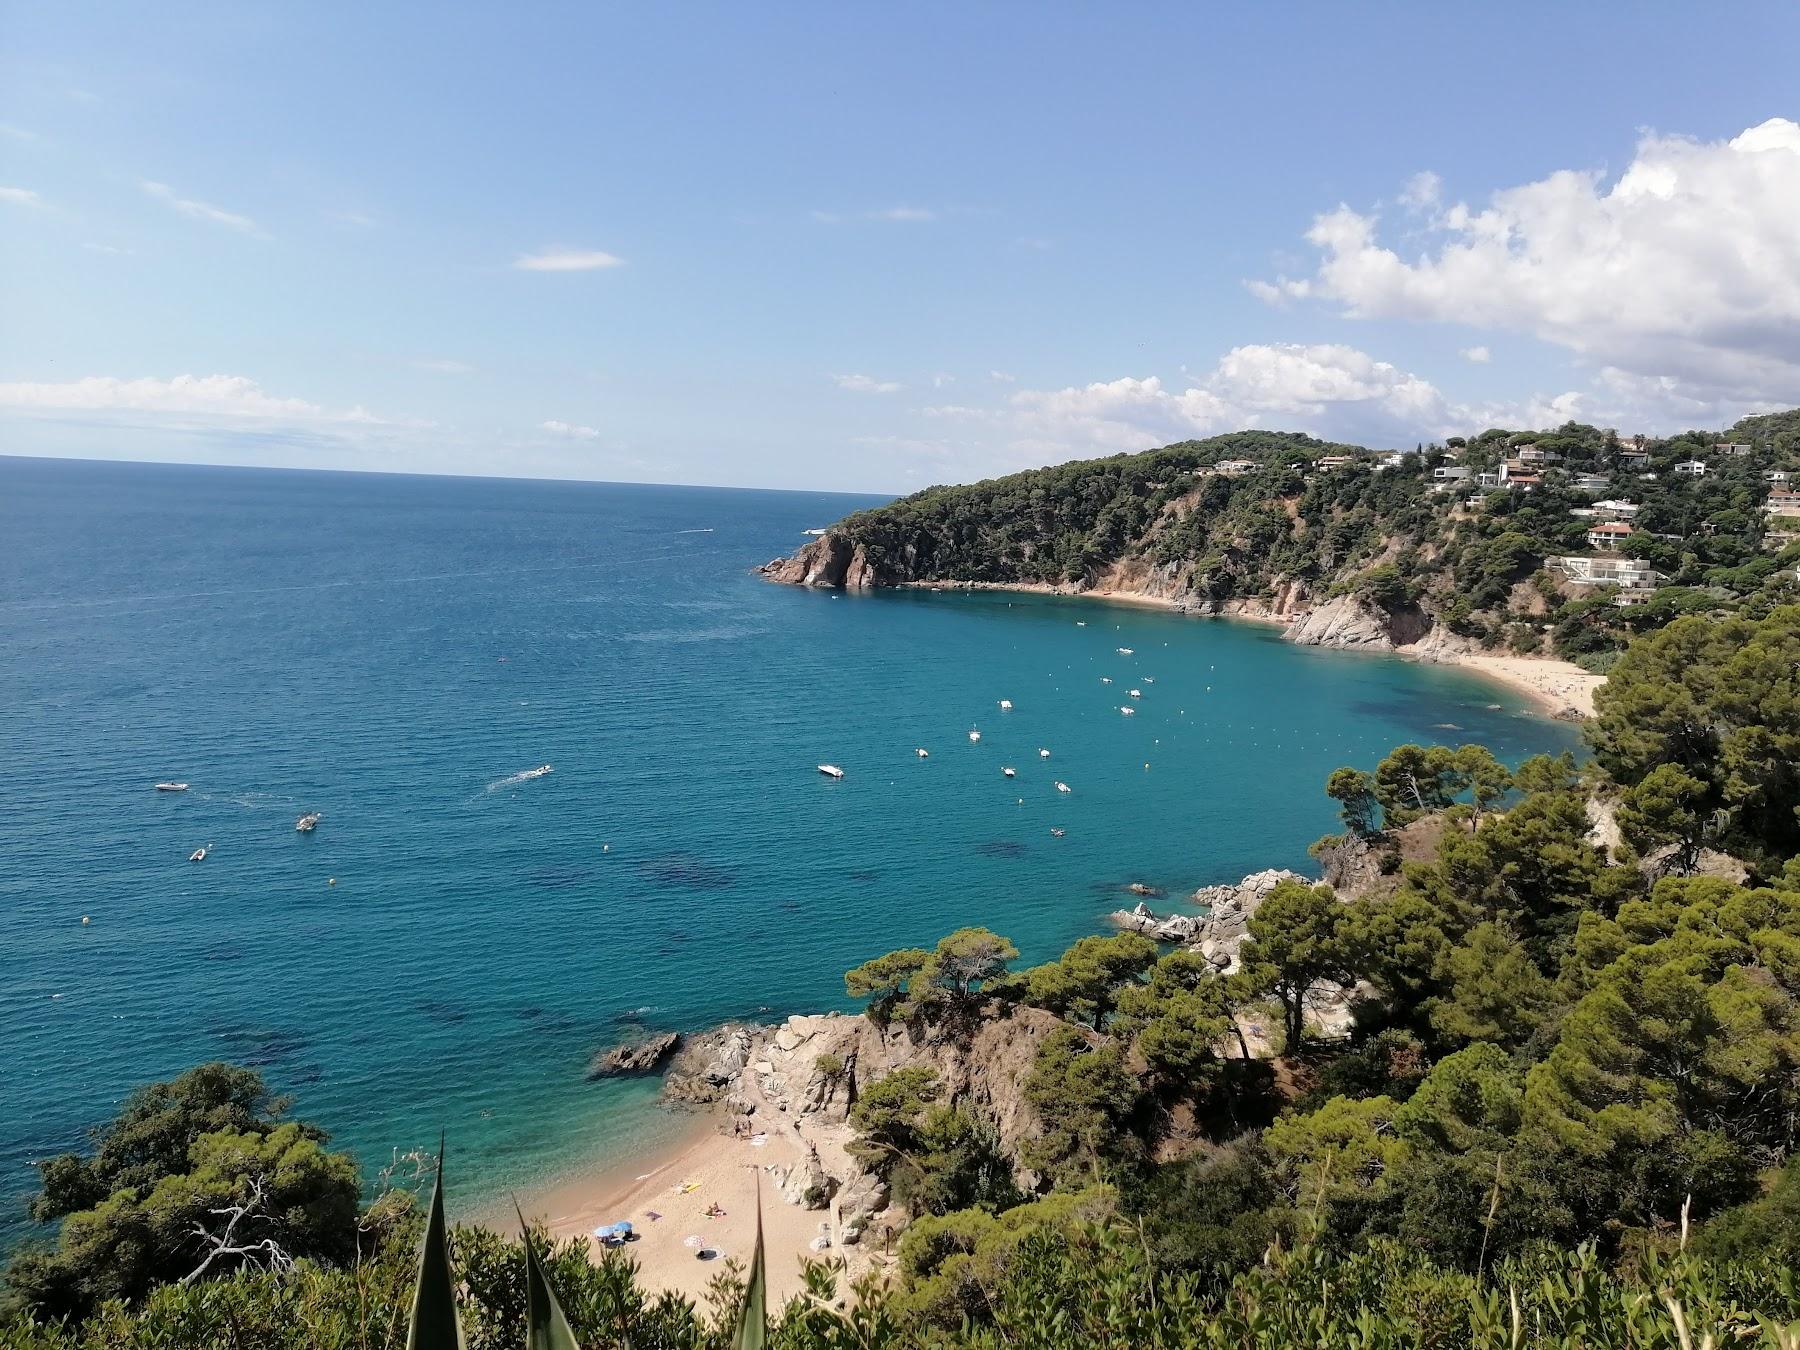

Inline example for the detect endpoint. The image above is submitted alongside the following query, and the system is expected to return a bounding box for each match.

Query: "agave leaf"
[516,1202,581,1350]
[731,1176,767,1350]
[407,1136,466,1350]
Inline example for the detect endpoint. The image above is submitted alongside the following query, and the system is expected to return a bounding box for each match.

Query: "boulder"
[1282,594,1393,648]
[661,1023,763,1105]
[585,1032,680,1080]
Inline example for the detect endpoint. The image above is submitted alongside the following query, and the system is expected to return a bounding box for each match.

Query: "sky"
[2,3,1799,493]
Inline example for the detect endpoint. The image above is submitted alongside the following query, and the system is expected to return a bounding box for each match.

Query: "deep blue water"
[0,456,1579,1238]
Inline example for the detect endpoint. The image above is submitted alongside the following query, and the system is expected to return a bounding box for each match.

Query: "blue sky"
[3,4,1798,491]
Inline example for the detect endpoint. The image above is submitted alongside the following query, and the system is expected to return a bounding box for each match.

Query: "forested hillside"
[767,412,1800,669]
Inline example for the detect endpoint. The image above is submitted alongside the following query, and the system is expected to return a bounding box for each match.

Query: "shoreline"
[897,579,1603,720]
[499,1103,846,1308]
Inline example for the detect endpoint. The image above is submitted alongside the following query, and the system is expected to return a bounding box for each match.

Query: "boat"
[1129,689,1142,698]
[1075,621,1086,627]
[188,847,207,862]
[1117,647,1134,654]
[1120,706,1135,716]
[519,764,553,780]
[1050,827,1065,837]
[1143,677,1155,684]
[1038,748,1050,758]
[1055,781,1071,793]
[915,748,929,758]
[1101,677,1112,684]
[998,699,1013,710]
[154,782,189,792]
[817,764,845,779]
[968,728,981,743]
[1002,767,1016,778]
[295,812,321,832]
[802,528,827,536]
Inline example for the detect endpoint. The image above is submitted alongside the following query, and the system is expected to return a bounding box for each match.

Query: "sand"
[1437,652,1605,719]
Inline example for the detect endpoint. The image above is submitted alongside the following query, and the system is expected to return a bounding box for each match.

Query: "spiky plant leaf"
[516,1203,581,1350]
[731,1179,767,1350]
[406,1138,465,1350]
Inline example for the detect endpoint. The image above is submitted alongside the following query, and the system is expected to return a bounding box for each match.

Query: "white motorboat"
[1038,748,1050,758]
[295,812,321,833]
[519,764,553,780]
[154,782,189,792]
[802,528,827,536]
[188,846,207,862]
[1117,647,1134,654]
[1129,689,1142,698]
[818,764,845,779]
[1101,677,1112,684]
[1055,781,1071,793]
[1120,706,1135,715]
[915,748,929,758]
[968,728,981,743]
[1002,767,1016,778]
[998,699,1013,710]
[1075,621,1086,627]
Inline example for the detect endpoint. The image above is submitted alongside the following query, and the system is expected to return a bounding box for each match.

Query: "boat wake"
[486,764,553,793]
[675,527,715,534]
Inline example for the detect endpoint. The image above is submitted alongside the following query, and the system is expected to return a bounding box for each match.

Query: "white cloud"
[512,247,625,272]
[0,186,44,208]
[988,370,1017,383]
[141,180,259,234]
[0,374,346,420]
[540,419,601,440]
[813,206,940,225]
[412,358,474,375]
[1460,345,1491,363]
[1398,170,1441,210]
[833,373,902,394]
[83,242,132,255]
[1257,118,1800,405]
[327,209,377,228]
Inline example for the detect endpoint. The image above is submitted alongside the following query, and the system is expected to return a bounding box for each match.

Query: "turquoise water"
[0,456,1579,1236]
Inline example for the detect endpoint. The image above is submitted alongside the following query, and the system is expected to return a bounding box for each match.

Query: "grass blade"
[406,1135,466,1350]
[731,1174,767,1350]
[516,1201,581,1350]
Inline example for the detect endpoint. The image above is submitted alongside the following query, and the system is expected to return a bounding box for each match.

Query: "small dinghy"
[998,699,1013,710]
[1050,827,1065,837]
[295,812,321,832]
[1038,748,1050,758]
[915,748,929,758]
[1101,676,1112,684]
[1120,706,1135,716]
[188,846,208,862]
[968,728,981,743]
[818,764,845,779]
[1129,689,1142,698]
[1002,767,1016,778]
[1117,647,1134,655]
[1055,781,1071,793]
[154,782,189,792]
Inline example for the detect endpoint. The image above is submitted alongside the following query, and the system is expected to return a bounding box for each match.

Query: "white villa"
[1553,554,1664,590]
[1592,499,1640,521]
[1586,521,1636,551]
[1674,460,1708,477]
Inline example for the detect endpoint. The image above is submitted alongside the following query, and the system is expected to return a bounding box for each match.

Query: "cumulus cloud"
[1256,118,1800,405]
[834,373,902,394]
[141,180,259,233]
[512,247,625,272]
[540,419,601,440]
[1460,345,1491,363]
[0,186,44,208]
[0,374,358,421]
[1398,170,1441,210]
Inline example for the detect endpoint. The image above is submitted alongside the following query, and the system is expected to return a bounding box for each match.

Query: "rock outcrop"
[662,1022,760,1104]
[585,1032,681,1080]
[1282,595,1396,648]
[759,533,883,589]
[1110,868,1309,971]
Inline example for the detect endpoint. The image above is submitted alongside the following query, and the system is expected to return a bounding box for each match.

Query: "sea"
[0,455,1581,1239]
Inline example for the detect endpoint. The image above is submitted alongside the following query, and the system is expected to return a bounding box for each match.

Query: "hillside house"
[1553,554,1664,590]
[1215,459,1259,476]
[1516,446,1563,465]
[1765,490,1800,519]
[1430,465,1472,491]
[1674,460,1708,477]
[1618,450,1652,468]
[1765,469,1791,485]
[1586,521,1636,551]
[1592,499,1640,522]
[1713,442,1754,457]
[1570,472,1612,492]
[1313,454,1358,472]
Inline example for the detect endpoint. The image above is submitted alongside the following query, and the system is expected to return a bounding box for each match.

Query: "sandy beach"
[514,1105,879,1309]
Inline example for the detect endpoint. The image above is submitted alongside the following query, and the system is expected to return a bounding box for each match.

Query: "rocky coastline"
[757,533,1602,719]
